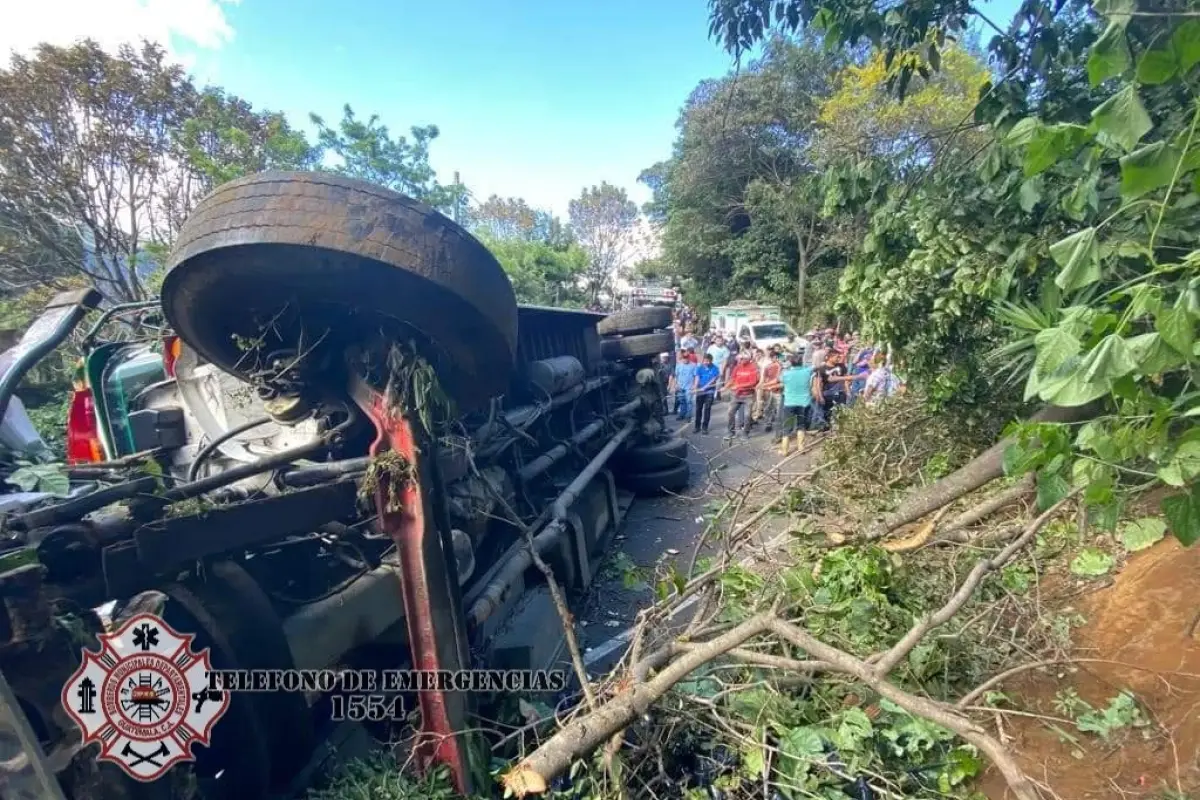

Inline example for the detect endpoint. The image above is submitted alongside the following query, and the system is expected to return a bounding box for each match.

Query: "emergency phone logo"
[61,613,230,781]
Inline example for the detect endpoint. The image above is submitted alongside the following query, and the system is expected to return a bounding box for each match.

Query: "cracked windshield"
[2,0,1199,799]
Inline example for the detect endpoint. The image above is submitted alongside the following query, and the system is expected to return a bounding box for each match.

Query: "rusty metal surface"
[352,381,474,794]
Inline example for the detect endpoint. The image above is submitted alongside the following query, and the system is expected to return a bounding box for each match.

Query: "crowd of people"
[657,313,904,454]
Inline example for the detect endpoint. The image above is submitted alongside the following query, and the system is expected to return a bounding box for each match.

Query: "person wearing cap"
[724,350,760,441]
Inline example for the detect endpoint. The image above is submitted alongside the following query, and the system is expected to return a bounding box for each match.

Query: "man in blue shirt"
[692,354,721,434]
[670,349,698,421]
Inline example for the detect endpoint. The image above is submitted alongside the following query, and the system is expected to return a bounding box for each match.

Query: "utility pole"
[453,171,462,224]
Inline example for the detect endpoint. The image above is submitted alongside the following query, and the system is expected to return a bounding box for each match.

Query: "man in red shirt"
[725,350,760,441]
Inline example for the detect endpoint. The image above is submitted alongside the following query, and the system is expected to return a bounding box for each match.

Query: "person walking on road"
[670,348,698,421]
[777,352,818,455]
[758,347,784,433]
[725,350,760,441]
[693,353,721,434]
[706,336,730,400]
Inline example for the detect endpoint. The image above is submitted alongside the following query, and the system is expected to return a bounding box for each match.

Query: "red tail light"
[162,335,182,378]
[66,387,104,464]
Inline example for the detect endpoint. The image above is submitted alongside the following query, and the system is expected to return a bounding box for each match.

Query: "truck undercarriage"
[0,172,687,799]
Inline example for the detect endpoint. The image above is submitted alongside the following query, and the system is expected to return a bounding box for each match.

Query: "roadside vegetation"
[312,0,1200,797]
[3,0,1200,796]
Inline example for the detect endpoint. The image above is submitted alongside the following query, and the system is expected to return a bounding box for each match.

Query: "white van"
[738,319,802,351]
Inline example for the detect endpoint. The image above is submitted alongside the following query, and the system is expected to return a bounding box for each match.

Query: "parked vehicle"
[709,302,800,351]
[0,173,687,800]
[619,281,678,309]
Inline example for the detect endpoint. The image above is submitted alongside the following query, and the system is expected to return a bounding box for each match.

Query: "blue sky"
[178,0,1023,219]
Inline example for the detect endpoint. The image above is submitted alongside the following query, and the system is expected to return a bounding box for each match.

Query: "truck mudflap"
[350,380,474,794]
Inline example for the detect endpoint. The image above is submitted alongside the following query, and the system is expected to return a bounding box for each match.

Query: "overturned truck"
[0,173,688,799]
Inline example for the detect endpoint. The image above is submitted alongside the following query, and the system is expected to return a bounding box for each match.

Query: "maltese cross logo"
[61,613,230,781]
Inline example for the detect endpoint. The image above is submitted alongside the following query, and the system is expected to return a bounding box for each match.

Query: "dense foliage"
[685,0,1199,544]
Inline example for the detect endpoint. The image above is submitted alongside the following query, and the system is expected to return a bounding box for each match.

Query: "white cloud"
[0,0,238,65]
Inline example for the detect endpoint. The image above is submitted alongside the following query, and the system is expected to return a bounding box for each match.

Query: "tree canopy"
[683,0,1200,544]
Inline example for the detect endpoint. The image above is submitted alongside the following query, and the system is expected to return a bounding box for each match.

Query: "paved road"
[579,397,806,670]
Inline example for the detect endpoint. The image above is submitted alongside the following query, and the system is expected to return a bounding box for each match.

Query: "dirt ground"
[980,537,1200,800]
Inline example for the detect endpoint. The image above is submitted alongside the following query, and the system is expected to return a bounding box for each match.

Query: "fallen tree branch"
[934,474,1036,542]
[864,404,1098,541]
[766,618,1039,800]
[873,490,1080,676]
[501,614,777,796]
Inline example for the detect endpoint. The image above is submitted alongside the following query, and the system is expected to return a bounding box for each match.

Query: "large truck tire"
[600,331,674,362]
[617,436,688,472]
[617,462,691,496]
[596,306,672,336]
[161,171,518,411]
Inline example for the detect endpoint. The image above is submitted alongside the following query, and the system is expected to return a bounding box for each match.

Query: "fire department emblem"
[61,613,230,781]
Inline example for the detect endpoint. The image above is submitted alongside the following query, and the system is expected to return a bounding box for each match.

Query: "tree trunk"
[864,403,1101,540]
[796,232,808,315]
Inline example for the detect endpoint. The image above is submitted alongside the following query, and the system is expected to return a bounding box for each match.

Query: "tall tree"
[159,87,316,240]
[482,237,588,307]
[0,40,194,300]
[310,105,465,213]
[568,182,638,304]
[469,195,572,247]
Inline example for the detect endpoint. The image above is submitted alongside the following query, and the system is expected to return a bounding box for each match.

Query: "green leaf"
[1156,302,1194,356]
[1126,332,1186,374]
[1135,47,1178,84]
[1070,548,1115,577]
[741,743,766,780]
[1158,439,1200,487]
[1037,469,1071,510]
[1079,334,1137,384]
[1119,517,1167,552]
[836,708,874,751]
[1091,85,1153,153]
[1034,326,1082,375]
[1050,228,1101,292]
[1004,117,1040,147]
[1088,21,1130,86]
[1173,19,1200,72]
[1024,124,1088,176]
[1162,484,1200,546]
[1037,354,1112,407]
[1093,0,1134,27]
[1119,142,1181,199]
[1019,177,1042,211]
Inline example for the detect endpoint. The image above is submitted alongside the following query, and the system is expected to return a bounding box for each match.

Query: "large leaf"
[1037,354,1112,407]
[1162,483,1200,546]
[1019,177,1042,211]
[1158,438,1200,487]
[1024,124,1088,176]
[1088,21,1130,86]
[1135,47,1178,85]
[1156,301,1194,356]
[1091,85,1153,153]
[1034,326,1082,375]
[1119,517,1167,552]
[1126,332,1187,374]
[1119,142,1181,199]
[1050,228,1101,292]
[1037,469,1072,510]
[1004,117,1041,147]
[1079,334,1137,384]
[1173,19,1200,72]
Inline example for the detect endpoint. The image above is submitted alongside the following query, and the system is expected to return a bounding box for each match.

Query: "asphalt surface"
[579,395,813,669]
